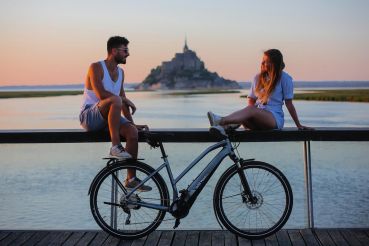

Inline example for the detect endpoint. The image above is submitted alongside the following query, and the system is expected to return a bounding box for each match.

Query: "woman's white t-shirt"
[248,71,294,129]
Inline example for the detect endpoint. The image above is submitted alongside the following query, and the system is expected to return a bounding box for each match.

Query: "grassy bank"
[293,89,369,102]
[240,89,369,102]
[0,90,83,99]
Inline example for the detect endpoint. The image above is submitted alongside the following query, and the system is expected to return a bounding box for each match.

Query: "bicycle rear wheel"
[90,161,169,239]
[214,161,293,239]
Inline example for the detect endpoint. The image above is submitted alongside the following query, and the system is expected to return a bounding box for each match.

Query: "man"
[79,36,151,191]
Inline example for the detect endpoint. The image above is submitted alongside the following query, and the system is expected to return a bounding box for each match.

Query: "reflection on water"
[0,142,368,229]
[1,90,369,129]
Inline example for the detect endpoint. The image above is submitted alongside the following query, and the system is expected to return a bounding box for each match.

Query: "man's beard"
[115,56,126,64]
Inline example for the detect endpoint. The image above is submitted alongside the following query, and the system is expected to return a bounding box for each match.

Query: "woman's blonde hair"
[255,49,285,104]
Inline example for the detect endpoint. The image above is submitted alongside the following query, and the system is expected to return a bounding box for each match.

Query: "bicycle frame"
[125,138,241,212]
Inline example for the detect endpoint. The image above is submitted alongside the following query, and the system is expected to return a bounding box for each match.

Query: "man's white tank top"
[81,61,123,111]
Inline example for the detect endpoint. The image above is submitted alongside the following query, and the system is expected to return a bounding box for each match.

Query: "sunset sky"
[0,0,368,86]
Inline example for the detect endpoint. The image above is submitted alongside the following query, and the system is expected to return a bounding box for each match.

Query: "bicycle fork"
[231,154,258,204]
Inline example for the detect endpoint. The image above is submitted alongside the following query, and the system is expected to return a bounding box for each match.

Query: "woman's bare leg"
[221,106,277,130]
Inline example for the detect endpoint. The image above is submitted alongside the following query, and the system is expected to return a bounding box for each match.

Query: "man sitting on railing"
[79,36,151,191]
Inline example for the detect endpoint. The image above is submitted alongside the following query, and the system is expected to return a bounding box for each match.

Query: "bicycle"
[88,127,293,240]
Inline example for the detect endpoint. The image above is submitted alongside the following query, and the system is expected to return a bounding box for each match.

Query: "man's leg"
[97,95,122,146]
[120,123,138,179]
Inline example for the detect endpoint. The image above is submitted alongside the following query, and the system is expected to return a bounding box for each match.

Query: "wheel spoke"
[90,162,169,239]
[215,162,292,239]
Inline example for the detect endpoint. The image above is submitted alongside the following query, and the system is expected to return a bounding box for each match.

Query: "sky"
[0,0,369,86]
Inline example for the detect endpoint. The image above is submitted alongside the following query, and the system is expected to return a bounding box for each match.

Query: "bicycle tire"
[213,161,293,239]
[90,161,169,239]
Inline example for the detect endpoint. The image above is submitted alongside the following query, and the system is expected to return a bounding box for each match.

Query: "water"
[0,91,369,230]
[1,90,369,129]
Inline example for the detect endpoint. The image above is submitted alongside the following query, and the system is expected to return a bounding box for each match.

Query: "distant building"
[137,39,240,90]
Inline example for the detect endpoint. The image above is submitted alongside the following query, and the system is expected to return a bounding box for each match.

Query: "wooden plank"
[75,231,98,246]
[2,128,369,144]
[252,238,266,246]
[144,231,162,246]
[327,230,350,246]
[129,235,147,246]
[300,229,320,246]
[62,231,86,246]
[238,236,252,246]
[0,231,11,241]
[49,231,73,245]
[365,229,369,238]
[88,231,110,246]
[102,234,121,246]
[171,231,187,246]
[264,233,279,246]
[352,230,369,245]
[36,231,68,246]
[0,232,19,245]
[158,231,175,246]
[118,238,134,246]
[211,231,224,246]
[276,230,292,246]
[223,231,237,246]
[5,231,35,246]
[185,231,199,246]
[340,229,363,246]
[3,229,369,246]
[198,231,212,246]
[314,229,335,246]
[22,231,49,246]
[288,230,305,246]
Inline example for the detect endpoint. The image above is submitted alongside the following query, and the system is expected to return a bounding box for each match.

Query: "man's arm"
[119,76,135,123]
[89,63,114,100]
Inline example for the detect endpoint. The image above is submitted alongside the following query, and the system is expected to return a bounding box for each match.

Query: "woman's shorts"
[266,110,284,130]
[79,103,131,131]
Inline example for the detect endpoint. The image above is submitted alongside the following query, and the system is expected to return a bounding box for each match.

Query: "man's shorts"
[79,103,131,131]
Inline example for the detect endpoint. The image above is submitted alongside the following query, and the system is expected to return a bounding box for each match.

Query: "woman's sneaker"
[207,111,240,130]
[124,177,152,192]
[109,144,132,160]
[207,111,222,126]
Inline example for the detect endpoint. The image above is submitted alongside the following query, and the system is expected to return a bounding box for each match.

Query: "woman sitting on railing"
[208,49,312,132]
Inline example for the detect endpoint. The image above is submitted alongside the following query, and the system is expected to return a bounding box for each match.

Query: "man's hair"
[107,36,129,54]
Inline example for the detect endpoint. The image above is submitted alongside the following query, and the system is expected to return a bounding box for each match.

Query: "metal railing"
[1,127,369,228]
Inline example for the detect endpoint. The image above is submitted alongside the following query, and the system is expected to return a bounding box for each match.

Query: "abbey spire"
[183,36,189,52]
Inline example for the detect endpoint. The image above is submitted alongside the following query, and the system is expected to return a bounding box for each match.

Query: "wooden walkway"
[1,229,369,246]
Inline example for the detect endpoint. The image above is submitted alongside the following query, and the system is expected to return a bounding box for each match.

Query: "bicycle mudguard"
[88,166,110,195]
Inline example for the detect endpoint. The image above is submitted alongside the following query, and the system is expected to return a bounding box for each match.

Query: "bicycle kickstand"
[173,219,181,229]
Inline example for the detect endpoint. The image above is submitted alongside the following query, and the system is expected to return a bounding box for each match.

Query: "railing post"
[303,140,314,228]
[111,172,118,229]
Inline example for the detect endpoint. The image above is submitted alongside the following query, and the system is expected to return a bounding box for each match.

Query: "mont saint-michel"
[137,40,240,90]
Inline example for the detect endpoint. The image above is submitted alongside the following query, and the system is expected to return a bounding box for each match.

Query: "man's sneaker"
[207,111,222,126]
[109,144,132,160]
[207,111,240,129]
[125,177,152,192]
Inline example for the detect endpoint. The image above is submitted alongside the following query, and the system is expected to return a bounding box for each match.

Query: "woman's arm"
[247,97,256,106]
[285,99,312,130]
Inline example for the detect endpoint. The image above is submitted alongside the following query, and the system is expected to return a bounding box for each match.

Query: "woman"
[208,49,311,132]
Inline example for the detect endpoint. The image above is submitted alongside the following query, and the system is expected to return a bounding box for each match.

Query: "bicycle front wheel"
[90,161,169,239]
[214,161,293,239]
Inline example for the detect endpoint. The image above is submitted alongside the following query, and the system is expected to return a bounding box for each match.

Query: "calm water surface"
[1,90,369,129]
[0,91,368,229]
